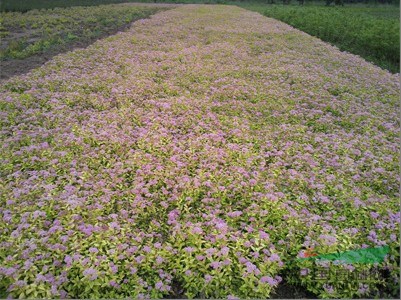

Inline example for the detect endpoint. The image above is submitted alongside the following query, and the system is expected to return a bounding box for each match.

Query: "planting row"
[0,5,399,299]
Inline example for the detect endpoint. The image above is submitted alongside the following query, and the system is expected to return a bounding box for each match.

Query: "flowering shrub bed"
[0,5,399,299]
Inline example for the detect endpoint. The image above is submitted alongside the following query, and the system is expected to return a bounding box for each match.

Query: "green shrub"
[246,4,400,73]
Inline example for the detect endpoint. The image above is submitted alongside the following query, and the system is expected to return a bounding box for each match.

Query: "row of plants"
[244,4,400,73]
[0,4,169,60]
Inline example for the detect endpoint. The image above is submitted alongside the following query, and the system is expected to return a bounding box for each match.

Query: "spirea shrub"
[0,5,399,299]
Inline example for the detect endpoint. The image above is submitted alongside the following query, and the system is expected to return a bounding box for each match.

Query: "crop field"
[244,3,400,73]
[0,4,174,80]
[0,3,400,300]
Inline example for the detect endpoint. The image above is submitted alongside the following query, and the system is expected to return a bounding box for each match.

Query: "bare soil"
[271,281,316,299]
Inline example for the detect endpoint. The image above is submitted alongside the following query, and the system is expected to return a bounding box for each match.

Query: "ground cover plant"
[0,4,169,61]
[243,3,400,73]
[0,4,399,299]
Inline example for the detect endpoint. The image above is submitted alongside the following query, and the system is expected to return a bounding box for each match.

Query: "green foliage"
[245,4,400,73]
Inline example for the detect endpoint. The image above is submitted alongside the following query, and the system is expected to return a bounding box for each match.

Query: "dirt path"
[0,5,399,299]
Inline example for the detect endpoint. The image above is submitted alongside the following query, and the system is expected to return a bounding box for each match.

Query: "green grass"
[242,3,400,73]
[0,4,168,60]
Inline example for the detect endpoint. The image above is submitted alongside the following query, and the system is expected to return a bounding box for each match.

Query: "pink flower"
[89,247,98,254]
[191,227,203,234]
[260,276,277,286]
[220,246,229,256]
[83,268,97,280]
[259,231,269,240]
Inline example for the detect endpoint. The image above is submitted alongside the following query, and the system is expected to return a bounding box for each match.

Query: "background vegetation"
[244,3,400,73]
[0,0,399,12]
[1,1,399,73]
[0,5,167,60]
